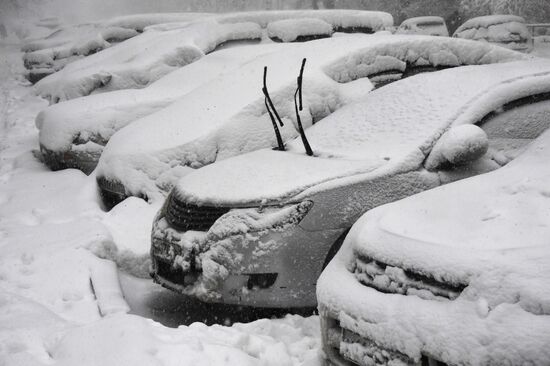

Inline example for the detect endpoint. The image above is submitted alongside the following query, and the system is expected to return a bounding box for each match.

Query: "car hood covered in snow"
[174,59,550,206]
[97,35,531,202]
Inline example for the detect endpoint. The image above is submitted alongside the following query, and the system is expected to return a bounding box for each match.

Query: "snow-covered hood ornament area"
[151,199,313,300]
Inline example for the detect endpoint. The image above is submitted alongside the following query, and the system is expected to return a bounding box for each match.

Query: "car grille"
[153,258,200,287]
[165,195,230,232]
[324,315,448,366]
[352,255,466,300]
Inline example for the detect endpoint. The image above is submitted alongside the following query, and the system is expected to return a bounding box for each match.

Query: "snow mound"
[21,13,210,83]
[324,35,530,84]
[455,14,527,31]
[34,19,263,103]
[267,18,333,42]
[218,9,392,31]
[33,10,393,103]
[453,15,531,52]
[37,42,281,155]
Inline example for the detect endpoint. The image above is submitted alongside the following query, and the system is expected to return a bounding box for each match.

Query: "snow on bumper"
[317,253,550,366]
[151,199,333,307]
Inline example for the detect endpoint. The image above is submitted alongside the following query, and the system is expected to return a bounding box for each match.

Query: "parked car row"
[28,10,550,366]
[395,14,534,54]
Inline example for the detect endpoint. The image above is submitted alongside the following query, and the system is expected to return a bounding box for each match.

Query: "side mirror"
[425,125,489,170]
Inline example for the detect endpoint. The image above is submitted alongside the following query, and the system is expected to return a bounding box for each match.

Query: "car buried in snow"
[453,14,533,53]
[395,16,449,37]
[34,10,393,104]
[37,9,394,177]
[149,59,550,308]
[92,35,528,208]
[21,13,209,83]
[317,128,550,366]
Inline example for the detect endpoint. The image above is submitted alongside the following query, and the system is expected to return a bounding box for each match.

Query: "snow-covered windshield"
[287,60,550,165]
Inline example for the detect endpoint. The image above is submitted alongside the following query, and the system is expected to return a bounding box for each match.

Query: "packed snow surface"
[317,128,550,365]
[174,59,550,206]
[96,35,529,202]
[0,38,322,366]
[34,10,393,103]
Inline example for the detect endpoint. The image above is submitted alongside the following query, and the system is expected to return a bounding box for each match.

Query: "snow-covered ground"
[0,41,322,366]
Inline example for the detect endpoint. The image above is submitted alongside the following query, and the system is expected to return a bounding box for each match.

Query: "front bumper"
[150,204,345,308]
[317,255,550,366]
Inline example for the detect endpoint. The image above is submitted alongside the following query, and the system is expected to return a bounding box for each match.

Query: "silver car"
[150,59,550,308]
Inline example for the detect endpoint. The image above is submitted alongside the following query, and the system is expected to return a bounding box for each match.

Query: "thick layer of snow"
[37,42,282,152]
[96,35,529,202]
[324,35,529,83]
[267,18,333,42]
[174,59,550,206]
[317,128,550,365]
[0,41,322,366]
[21,13,211,81]
[34,10,393,103]
[453,15,531,52]
[455,14,527,31]
[217,9,393,30]
[34,19,263,103]
[96,34,380,201]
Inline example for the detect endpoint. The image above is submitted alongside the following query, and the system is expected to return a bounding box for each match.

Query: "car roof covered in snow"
[400,16,446,26]
[455,14,526,33]
[174,59,550,206]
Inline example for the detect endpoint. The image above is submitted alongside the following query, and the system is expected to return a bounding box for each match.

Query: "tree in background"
[459,0,550,23]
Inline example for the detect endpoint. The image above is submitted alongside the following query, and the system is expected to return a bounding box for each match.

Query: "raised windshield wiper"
[294,58,313,156]
[262,59,314,155]
[262,66,285,151]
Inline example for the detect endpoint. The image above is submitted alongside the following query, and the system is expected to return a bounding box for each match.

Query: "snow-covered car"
[395,16,449,37]
[37,42,284,174]
[149,59,550,308]
[95,36,528,207]
[21,13,209,83]
[453,14,533,53]
[34,10,393,104]
[317,127,550,366]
